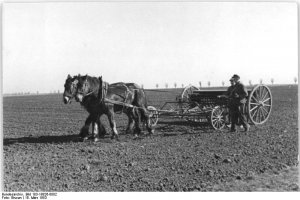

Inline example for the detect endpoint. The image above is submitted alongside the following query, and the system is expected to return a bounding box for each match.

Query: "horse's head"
[63,74,79,104]
[75,75,105,103]
[75,75,92,103]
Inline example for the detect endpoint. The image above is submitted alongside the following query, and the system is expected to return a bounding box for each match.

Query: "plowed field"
[3,85,298,191]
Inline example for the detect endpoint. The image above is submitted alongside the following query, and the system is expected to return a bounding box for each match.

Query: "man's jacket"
[226,82,248,106]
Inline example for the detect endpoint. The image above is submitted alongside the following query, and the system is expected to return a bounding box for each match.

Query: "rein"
[77,88,99,98]
[84,90,98,97]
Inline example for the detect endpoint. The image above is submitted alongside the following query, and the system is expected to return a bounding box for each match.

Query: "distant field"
[3,85,298,191]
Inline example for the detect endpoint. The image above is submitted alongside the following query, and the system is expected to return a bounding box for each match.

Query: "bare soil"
[3,85,298,191]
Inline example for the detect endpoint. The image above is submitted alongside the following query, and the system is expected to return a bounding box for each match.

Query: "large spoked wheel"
[147,106,159,126]
[210,106,226,130]
[247,84,272,125]
[180,85,200,102]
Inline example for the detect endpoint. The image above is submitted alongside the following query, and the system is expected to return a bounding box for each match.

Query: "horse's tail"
[134,87,149,123]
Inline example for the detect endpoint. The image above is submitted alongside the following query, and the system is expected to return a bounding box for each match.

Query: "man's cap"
[230,74,240,81]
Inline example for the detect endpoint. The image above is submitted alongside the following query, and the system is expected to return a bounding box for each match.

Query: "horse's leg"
[133,109,142,138]
[93,114,107,142]
[140,107,154,135]
[98,116,107,138]
[92,121,98,141]
[107,110,119,140]
[80,114,93,140]
[125,112,135,135]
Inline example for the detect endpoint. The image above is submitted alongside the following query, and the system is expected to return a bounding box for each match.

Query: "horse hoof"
[83,137,89,141]
[113,134,119,140]
[94,138,100,142]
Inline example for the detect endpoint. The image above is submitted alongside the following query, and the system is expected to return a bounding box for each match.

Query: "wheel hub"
[258,100,264,107]
[216,115,222,121]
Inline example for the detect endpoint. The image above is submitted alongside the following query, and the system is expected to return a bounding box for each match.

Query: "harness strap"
[98,82,143,114]
[97,79,108,104]
[104,98,134,108]
[84,90,96,97]
[107,83,135,113]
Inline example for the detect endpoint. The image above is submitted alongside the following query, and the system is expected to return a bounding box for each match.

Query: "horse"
[63,74,107,139]
[75,74,154,141]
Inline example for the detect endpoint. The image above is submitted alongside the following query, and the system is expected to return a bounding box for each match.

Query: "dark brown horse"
[75,75,154,141]
[63,74,78,104]
[63,74,107,139]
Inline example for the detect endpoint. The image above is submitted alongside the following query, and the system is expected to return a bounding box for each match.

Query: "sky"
[2,1,298,94]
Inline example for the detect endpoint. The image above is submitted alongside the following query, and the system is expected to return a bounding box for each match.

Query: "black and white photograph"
[1,1,298,193]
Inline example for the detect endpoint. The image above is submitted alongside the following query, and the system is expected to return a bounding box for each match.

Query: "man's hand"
[234,93,239,98]
[240,98,247,104]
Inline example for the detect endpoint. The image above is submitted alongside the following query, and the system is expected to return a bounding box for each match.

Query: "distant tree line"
[151,77,298,88]
[11,77,299,95]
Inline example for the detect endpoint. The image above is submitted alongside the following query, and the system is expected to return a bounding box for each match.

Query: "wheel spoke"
[255,89,260,101]
[251,108,259,120]
[251,95,260,104]
[261,106,269,117]
[259,109,263,123]
[260,87,264,100]
[212,120,217,126]
[259,108,267,120]
[218,121,222,128]
[263,98,271,103]
[217,121,221,129]
[216,121,220,128]
[216,122,219,129]
[259,108,264,122]
[261,88,269,102]
[255,108,258,122]
[260,107,266,122]
[257,87,262,100]
[250,105,259,112]
[256,108,261,122]
[214,120,218,128]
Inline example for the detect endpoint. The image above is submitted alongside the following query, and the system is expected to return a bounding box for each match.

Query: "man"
[219,74,250,132]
